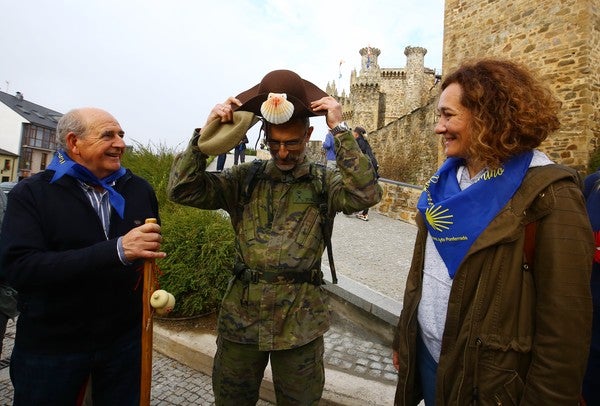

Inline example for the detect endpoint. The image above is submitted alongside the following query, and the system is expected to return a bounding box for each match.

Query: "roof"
[0,90,63,129]
[0,148,18,157]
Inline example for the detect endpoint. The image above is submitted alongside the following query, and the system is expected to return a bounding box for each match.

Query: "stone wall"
[442,0,599,172]
[369,101,440,186]
[372,179,421,225]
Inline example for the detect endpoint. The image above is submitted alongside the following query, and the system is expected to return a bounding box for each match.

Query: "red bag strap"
[523,221,538,271]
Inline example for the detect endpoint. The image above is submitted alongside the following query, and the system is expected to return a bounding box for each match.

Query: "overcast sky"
[0,0,444,151]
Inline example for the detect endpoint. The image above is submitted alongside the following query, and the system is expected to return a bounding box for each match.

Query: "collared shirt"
[78,180,130,265]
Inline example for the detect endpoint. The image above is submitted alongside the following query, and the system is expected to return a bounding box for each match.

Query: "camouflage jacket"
[168,129,382,350]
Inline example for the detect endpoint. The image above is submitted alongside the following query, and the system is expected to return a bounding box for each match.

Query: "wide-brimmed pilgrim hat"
[198,69,328,155]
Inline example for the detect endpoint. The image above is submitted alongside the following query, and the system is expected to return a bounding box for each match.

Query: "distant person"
[352,126,379,221]
[392,59,593,405]
[0,107,166,405]
[0,278,17,359]
[583,168,600,405]
[322,130,336,168]
[216,152,227,171]
[0,190,19,359]
[168,69,382,404]
[0,190,18,359]
[234,135,249,165]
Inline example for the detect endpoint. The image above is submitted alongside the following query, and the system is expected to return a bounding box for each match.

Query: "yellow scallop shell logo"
[425,205,453,232]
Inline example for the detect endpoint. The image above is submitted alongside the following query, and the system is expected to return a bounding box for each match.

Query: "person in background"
[392,59,593,405]
[168,69,382,405]
[0,190,18,360]
[0,107,166,405]
[322,130,336,169]
[583,169,600,405]
[216,152,227,171]
[234,134,249,165]
[352,126,379,221]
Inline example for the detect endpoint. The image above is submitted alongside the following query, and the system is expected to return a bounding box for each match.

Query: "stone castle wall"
[442,0,599,172]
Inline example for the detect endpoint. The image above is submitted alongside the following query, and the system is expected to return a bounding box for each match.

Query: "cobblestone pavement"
[324,314,398,384]
[324,210,416,303]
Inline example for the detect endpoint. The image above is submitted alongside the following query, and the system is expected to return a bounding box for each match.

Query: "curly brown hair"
[441,59,561,169]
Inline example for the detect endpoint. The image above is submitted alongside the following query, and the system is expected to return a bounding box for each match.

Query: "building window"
[23,124,57,150]
[40,153,48,170]
[3,159,9,171]
[20,148,32,170]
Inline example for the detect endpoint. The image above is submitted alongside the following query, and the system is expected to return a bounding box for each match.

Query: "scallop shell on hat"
[260,93,294,124]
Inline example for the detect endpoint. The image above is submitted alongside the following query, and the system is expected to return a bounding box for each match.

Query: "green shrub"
[122,143,233,317]
[157,207,234,316]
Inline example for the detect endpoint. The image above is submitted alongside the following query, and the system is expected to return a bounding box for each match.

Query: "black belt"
[234,266,323,285]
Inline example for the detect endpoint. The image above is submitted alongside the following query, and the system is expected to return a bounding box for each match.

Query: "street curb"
[323,268,402,327]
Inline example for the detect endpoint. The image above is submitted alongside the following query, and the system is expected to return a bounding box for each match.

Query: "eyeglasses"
[266,138,305,151]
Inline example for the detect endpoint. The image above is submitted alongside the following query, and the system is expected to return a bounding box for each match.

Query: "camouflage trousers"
[212,335,325,406]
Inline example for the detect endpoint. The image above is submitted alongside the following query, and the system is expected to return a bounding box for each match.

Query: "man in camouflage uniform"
[168,70,382,405]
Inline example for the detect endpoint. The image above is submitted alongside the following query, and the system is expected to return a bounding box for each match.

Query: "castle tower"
[442,0,600,172]
[351,47,384,131]
[325,81,338,97]
[404,46,428,112]
[359,46,381,74]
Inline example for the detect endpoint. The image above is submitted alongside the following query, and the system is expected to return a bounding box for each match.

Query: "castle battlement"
[333,45,438,133]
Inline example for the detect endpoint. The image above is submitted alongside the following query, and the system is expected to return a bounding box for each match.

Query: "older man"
[168,69,382,405]
[0,107,165,405]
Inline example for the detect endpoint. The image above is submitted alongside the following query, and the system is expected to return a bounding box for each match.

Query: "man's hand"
[122,222,166,261]
[203,96,243,128]
[310,96,343,130]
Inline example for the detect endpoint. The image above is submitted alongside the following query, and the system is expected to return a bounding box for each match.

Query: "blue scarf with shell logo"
[417,151,533,278]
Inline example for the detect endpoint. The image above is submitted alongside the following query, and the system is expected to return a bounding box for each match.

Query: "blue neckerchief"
[47,150,127,218]
[417,151,533,278]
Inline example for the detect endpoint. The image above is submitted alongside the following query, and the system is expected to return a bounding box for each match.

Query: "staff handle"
[140,218,157,406]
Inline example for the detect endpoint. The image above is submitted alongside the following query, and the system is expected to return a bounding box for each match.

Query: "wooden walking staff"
[140,218,157,406]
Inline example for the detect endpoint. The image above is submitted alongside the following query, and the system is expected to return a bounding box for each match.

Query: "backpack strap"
[241,160,267,203]
[314,163,337,284]
[522,221,538,271]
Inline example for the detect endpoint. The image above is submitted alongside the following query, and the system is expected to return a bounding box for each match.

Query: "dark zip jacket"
[0,169,159,353]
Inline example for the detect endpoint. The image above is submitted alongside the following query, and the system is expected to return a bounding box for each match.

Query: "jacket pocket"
[295,205,320,247]
[476,362,524,405]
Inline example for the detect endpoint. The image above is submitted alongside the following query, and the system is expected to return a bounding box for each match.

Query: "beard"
[270,149,306,171]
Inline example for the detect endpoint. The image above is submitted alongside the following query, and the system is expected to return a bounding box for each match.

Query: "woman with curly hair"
[392,59,593,405]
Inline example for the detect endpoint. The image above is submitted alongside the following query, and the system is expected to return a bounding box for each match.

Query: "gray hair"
[56,109,87,150]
